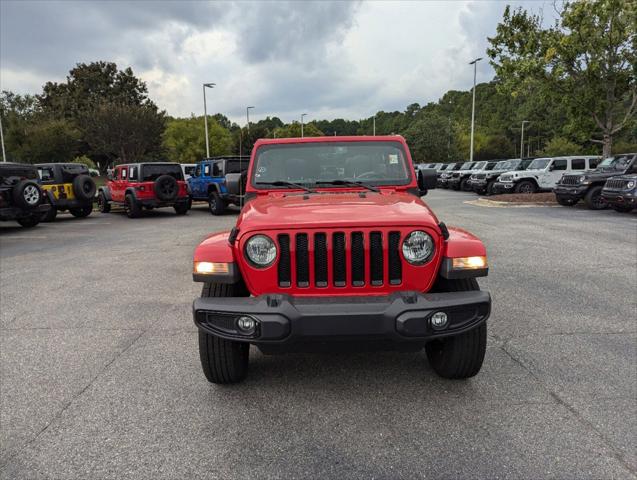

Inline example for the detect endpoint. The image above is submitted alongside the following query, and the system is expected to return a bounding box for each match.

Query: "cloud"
[0,0,558,123]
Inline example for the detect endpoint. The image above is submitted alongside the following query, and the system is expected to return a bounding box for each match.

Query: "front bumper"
[470,179,488,191]
[601,189,637,206]
[193,290,491,346]
[492,181,516,194]
[554,185,588,200]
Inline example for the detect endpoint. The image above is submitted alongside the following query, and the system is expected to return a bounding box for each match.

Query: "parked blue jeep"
[188,156,249,215]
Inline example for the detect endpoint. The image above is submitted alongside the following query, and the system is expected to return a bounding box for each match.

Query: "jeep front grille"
[499,175,513,182]
[276,230,403,288]
[605,178,627,189]
[561,176,580,185]
[475,173,486,179]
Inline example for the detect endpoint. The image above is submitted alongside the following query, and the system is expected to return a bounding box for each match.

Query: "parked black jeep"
[36,163,96,221]
[0,163,51,228]
[554,153,637,209]
[601,174,637,213]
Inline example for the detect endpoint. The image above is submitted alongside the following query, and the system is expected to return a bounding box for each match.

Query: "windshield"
[498,159,521,170]
[527,158,551,170]
[597,155,631,170]
[141,164,184,181]
[460,162,473,169]
[472,161,487,170]
[252,141,412,188]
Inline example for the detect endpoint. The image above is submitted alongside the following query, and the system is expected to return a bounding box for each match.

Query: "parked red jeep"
[192,136,490,384]
[98,162,190,217]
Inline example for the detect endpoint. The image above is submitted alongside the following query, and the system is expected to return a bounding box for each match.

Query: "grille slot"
[370,232,383,286]
[314,233,328,287]
[296,233,309,287]
[333,233,346,287]
[277,234,291,287]
[561,176,580,185]
[351,232,365,286]
[388,232,402,285]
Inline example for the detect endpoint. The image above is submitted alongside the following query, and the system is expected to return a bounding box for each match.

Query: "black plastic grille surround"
[275,230,403,288]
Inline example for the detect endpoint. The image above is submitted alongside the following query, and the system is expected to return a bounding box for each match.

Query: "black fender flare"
[207,183,221,195]
[124,188,138,201]
[98,186,112,202]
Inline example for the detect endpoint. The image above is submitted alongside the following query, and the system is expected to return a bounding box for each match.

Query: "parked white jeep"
[493,156,601,194]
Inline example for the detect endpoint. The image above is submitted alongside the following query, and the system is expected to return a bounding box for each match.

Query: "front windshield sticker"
[388,154,399,164]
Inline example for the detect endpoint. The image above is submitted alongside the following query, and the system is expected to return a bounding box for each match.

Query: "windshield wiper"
[315,179,379,192]
[256,180,315,193]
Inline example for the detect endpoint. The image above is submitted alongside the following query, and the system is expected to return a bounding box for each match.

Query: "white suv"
[494,156,601,194]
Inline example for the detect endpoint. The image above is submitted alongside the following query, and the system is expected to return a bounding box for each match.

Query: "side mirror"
[418,169,437,196]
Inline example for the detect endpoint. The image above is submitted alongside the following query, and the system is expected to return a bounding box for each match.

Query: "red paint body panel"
[194,231,235,263]
[443,227,488,258]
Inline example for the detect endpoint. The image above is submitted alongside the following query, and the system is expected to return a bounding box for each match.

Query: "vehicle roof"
[35,162,88,168]
[253,135,407,147]
[115,162,179,167]
[0,162,36,169]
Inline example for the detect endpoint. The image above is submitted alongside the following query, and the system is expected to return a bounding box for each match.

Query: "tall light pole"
[300,113,307,138]
[468,57,482,162]
[246,106,254,134]
[202,82,215,158]
[520,120,530,158]
[0,113,6,162]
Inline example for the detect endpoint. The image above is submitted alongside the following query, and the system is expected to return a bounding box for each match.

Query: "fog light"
[236,316,257,334]
[430,311,448,330]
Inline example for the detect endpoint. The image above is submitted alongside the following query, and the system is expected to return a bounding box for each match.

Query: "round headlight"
[402,230,434,265]
[245,234,277,267]
[627,181,635,189]
[579,175,587,182]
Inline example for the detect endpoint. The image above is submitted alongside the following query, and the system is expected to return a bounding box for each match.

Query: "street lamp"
[468,57,482,162]
[301,113,307,138]
[246,106,254,134]
[0,113,6,162]
[520,120,530,158]
[202,82,215,158]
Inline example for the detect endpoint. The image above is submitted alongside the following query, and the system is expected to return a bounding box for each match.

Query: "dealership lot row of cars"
[417,152,637,212]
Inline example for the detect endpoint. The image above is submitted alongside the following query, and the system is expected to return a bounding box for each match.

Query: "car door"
[112,166,126,202]
[542,158,567,188]
[189,163,202,198]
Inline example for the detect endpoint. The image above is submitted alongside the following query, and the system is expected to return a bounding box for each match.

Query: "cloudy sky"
[0,1,556,123]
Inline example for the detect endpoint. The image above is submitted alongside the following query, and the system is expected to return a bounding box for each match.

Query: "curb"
[464,198,559,208]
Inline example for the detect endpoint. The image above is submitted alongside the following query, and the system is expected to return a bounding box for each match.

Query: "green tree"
[538,136,585,156]
[163,116,233,163]
[488,0,637,157]
[273,122,324,138]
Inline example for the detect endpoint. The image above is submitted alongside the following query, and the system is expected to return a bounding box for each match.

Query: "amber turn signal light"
[451,256,487,269]
[194,261,230,274]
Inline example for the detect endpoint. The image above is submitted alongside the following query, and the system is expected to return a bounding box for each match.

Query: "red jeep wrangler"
[192,136,490,384]
[98,162,190,217]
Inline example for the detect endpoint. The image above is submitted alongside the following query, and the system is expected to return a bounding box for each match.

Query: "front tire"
[17,215,40,228]
[174,202,189,215]
[97,192,111,213]
[69,204,93,218]
[425,278,487,379]
[41,206,58,222]
[125,194,142,218]
[199,282,250,384]
[515,180,536,194]
[611,204,633,213]
[584,186,606,210]
[208,191,225,215]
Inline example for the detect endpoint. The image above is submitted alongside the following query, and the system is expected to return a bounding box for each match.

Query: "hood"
[567,169,624,180]
[237,190,440,233]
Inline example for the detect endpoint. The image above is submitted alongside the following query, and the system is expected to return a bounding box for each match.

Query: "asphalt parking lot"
[1,190,635,479]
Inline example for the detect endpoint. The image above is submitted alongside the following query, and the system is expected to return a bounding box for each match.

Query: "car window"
[140,164,184,181]
[112,168,119,180]
[204,164,210,176]
[195,165,201,177]
[121,167,128,179]
[571,159,585,170]
[212,162,222,177]
[589,158,600,169]
[38,167,55,182]
[553,159,567,171]
[129,166,138,180]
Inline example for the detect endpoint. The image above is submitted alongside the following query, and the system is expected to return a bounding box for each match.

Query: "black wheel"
[485,181,496,196]
[125,194,142,218]
[199,282,250,384]
[612,204,633,213]
[41,206,58,222]
[72,175,96,201]
[556,195,578,206]
[515,180,536,194]
[584,186,607,210]
[208,191,225,215]
[69,204,93,218]
[425,277,487,379]
[97,191,111,213]
[460,178,470,191]
[16,215,40,228]
[12,180,43,209]
[174,202,189,215]
[154,175,178,201]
